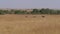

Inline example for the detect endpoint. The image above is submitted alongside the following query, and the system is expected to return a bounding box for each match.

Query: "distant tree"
[9,9,15,14]
[0,10,5,15]
[14,10,26,14]
[3,10,9,14]
[56,10,60,14]
[39,8,45,14]
[31,9,39,14]
[40,8,49,14]
[14,10,21,14]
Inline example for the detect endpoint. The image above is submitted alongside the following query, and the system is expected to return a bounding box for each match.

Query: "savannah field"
[0,14,60,34]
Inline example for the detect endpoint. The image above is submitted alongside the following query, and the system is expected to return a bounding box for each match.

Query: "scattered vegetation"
[0,8,60,15]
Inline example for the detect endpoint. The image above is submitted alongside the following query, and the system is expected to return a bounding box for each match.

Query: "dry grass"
[0,14,60,34]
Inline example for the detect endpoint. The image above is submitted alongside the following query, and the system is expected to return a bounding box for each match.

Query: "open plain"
[0,14,60,34]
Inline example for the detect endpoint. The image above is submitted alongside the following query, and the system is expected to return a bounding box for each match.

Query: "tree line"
[0,8,60,15]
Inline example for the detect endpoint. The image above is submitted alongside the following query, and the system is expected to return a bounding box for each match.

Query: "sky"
[0,0,60,9]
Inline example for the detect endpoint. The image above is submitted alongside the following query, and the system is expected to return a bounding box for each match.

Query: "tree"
[14,10,26,14]
[0,10,6,15]
[57,10,60,14]
[31,9,39,14]
[40,8,49,14]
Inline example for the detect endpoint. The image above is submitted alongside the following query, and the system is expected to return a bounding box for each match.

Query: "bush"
[14,10,26,14]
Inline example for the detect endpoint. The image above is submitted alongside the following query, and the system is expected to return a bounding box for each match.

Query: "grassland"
[0,14,60,34]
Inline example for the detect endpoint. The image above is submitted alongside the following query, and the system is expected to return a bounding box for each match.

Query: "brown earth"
[0,14,60,34]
